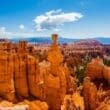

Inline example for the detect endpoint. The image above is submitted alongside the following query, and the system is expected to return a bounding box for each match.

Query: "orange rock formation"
[1,34,110,110]
[85,57,104,79]
[0,34,77,110]
[37,34,74,110]
[0,52,15,102]
[86,57,110,84]
[82,77,99,110]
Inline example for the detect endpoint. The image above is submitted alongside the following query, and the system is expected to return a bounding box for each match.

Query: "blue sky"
[0,0,110,38]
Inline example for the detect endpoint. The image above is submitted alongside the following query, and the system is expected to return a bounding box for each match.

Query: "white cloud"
[0,26,42,38]
[0,27,6,33]
[19,24,25,30]
[0,27,12,38]
[34,9,83,31]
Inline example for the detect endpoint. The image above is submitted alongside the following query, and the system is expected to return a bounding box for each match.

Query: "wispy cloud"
[34,9,83,31]
[0,27,12,38]
[0,27,41,38]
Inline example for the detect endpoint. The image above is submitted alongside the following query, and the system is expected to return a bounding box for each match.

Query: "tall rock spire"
[52,33,58,46]
[47,34,63,66]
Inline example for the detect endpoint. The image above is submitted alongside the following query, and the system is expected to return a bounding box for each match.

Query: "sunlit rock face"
[14,41,30,99]
[14,56,29,98]
[0,52,15,102]
[27,55,41,99]
[0,40,49,109]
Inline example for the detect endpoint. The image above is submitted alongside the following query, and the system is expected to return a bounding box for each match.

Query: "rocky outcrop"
[86,57,110,84]
[27,55,44,99]
[13,41,28,98]
[0,52,15,102]
[85,57,104,79]
[14,54,29,98]
[44,34,74,110]
[82,77,99,110]
[35,34,66,110]
[0,41,29,100]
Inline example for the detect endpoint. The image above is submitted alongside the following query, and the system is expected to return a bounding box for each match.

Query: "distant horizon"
[0,35,110,40]
[5,36,109,45]
[0,34,110,45]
